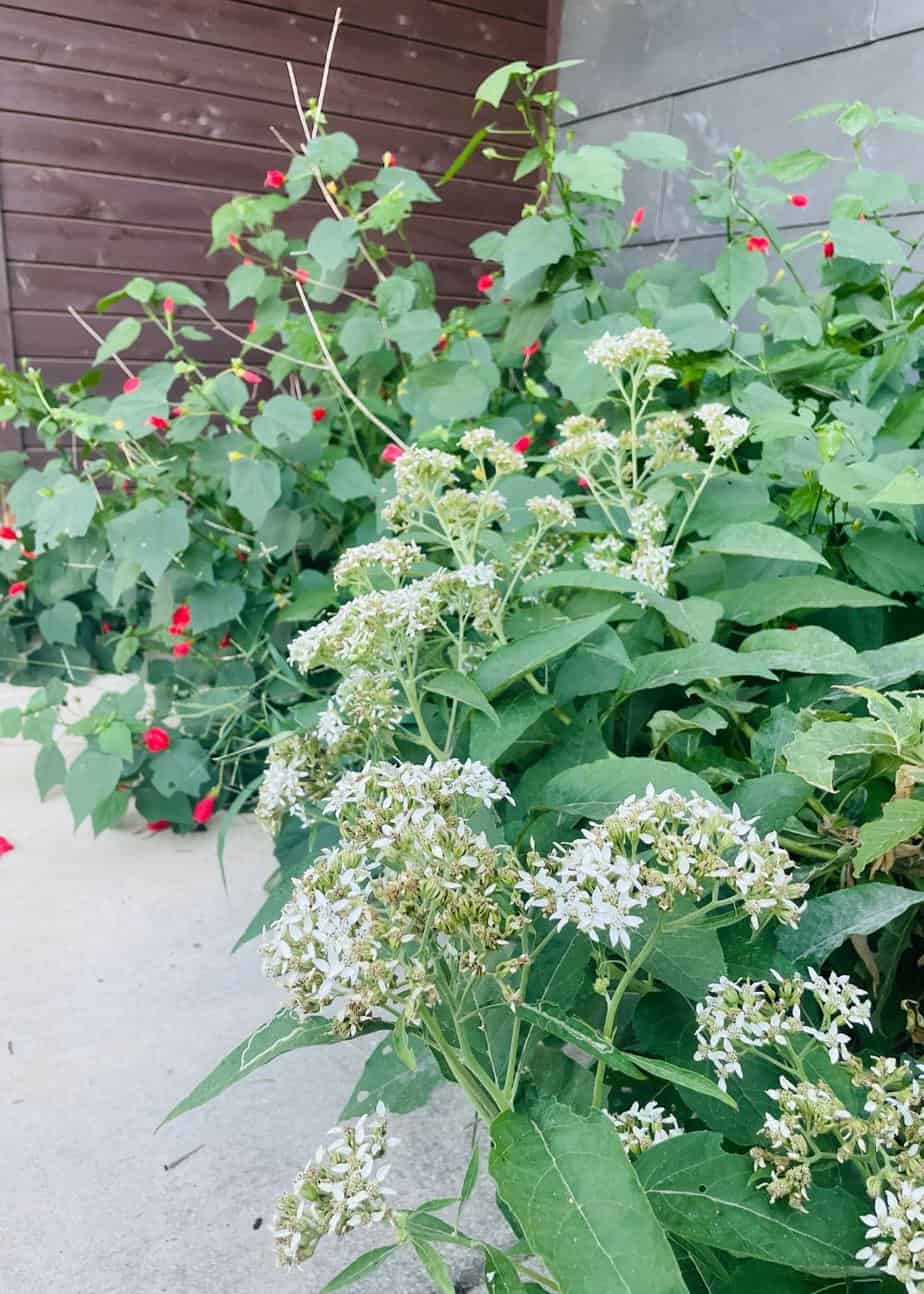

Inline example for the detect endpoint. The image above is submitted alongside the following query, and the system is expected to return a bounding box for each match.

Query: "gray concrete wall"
[557,1,924,269]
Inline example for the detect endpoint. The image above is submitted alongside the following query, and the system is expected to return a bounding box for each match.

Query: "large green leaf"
[637,1132,869,1278]
[188,583,246,632]
[703,243,768,319]
[150,737,211,798]
[615,131,688,170]
[778,882,924,965]
[468,691,554,767]
[228,458,281,529]
[37,600,81,646]
[389,308,442,359]
[251,394,313,448]
[340,1034,443,1119]
[106,499,189,584]
[161,1010,386,1125]
[702,522,828,566]
[542,757,719,819]
[828,217,902,264]
[474,609,614,698]
[738,626,869,677]
[632,902,727,1000]
[853,799,924,875]
[658,303,730,352]
[65,749,124,826]
[319,1246,400,1294]
[491,1097,687,1294]
[554,145,625,199]
[629,643,777,692]
[95,317,141,363]
[845,526,924,595]
[424,669,497,723]
[716,576,895,626]
[783,718,892,791]
[725,773,812,834]
[475,60,531,108]
[502,216,574,288]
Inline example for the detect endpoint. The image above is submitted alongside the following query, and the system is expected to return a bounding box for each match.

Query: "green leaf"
[225,262,265,308]
[738,626,868,676]
[106,499,189,584]
[658,303,730,352]
[631,643,778,692]
[327,458,375,502]
[870,467,924,506]
[37,600,80,646]
[543,757,719,819]
[627,1053,736,1109]
[340,1034,443,1119]
[474,609,614,698]
[482,1245,530,1294]
[862,633,924,688]
[389,308,442,359]
[491,1097,687,1294]
[307,217,359,271]
[150,737,211,799]
[845,526,924,595]
[703,243,768,319]
[716,575,895,626]
[188,583,246,632]
[302,132,358,178]
[615,131,689,170]
[726,773,812,834]
[513,1002,647,1079]
[319,1246,399,1294]
[828,217,902,264]
[474,60,531,108]
[468,692,554,767]
[854,799,924,875]
[502,216,574,288]
[637,1132,869,1277]
[783,718,892,792]
[437,125,489,185]
[554,145,625,199]
[94,317,141,363]
[65,750,124,826]
[460,1143,480,1205]
[251,394,313,448]
[757,300,823,346]
[228,458,281,528]
[162,1010,387,1125]
[764,148,832,182]
[276,574,336,624]
[778,882,924,964]
[634,904,727,999]
[703,522,827,566]
[339,313,386,366]
[424,670,497,723]
[411,1239,454,1294]
[98,720,133,762]
[35,743,66,801]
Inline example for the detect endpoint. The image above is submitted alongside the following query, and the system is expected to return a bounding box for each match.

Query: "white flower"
[608,1102,684,1156]
[333,539,422,590]
[526,495,577,529]
[585,328,673,373]
[696,403,750,458]
[857,1181,924,1293]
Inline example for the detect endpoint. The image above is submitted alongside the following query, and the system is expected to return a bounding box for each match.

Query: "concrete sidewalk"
[1,685,505,1293]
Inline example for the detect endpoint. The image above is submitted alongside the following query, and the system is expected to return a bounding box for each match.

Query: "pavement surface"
[1,681,506,1294]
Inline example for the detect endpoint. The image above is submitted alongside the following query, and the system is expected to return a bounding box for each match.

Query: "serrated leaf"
[853,799,924,875]
[106,499,189,584]
[783,718,892,792]
[778,883,924,964]
[502,216,574,289]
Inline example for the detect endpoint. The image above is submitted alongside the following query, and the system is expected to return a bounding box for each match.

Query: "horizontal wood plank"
[13,310,241,365]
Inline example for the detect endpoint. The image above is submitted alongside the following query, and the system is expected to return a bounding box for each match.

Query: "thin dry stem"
[66,306,133,378]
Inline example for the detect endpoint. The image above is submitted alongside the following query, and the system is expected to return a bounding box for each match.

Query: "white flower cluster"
[256,731,331,832]
[859,1183,924,1293]
[608,1101,685,1156]
[694,970,872,1091]
[518,786,805,952]
[326,755,511,823]
[317,670,405,750]
[288,566,499,675]
[549,414,619,477]
[333,539,422,591]
[696,402,750,458]
[459,425,525,476]
[640,412,697,472]
[585,328,673,374]
[526,494,577,530]
[383,446,462,531]
[272,1105,397,1267]
[434,488,509,546]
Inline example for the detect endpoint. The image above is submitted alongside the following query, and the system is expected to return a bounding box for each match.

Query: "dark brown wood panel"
[0,9,520,135]
[13,311,241,365]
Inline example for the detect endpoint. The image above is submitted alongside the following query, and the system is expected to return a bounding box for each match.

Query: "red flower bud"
[171,604,191,629]
[0,525,17,541]
[21,549,35,561]
[241,370,261,385]
[121,480,133,495]
[163,296,175,315]
[192,794,217,825]
[146,820,171,832]
[122,375,140,394]
[435,334,447,351]
[521,340,541,363]
[101,622,111,635]
[784,622,799,630]
[477,273,495,293]
[236,549,248,562]
[294,269,309,284]
[0,835,14,855]
[143,726,170,753]
[171,406,185,418]
[577,477,589,490]
[512,434,532,454]
[247,319,257,334]
[227,233,240,249]
[788,193,808,208]
[242,258,254,266]
[7,581,26,597]
[630,206,645,228]
[264,169,286,189]
[746,235,770,254]
[219,631,232,649]
[172,641,191,658]
[312,407,327,422]
[381,444,405,464]
[823,240,835,258]
[382,151,397,168]
[146,416,170,431]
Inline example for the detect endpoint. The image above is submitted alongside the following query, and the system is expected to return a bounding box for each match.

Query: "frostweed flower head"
[620,541,673,600]
[272,1105,398,1267]
[526,495,577,530]
[858,1182,924,1292]
[256,731,337,833]
[459,426,525,476]
[694,970,871,1091]
[696,403,750,458]
[333,539,422,591]
[435,488,508,544]
[383,447,460,530]
[585,328,673,374]
[751,1076,853,1209]
[608,1102,684,1156]
[641,412,697,471]
[628,499,668,544]
[645,363,677,386]
[549,415,619,477]
[583,503,673,601]
[518,786,805,952]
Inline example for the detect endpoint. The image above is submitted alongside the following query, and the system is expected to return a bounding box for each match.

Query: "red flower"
[147,416,169,431]
[435,334,447,352]
[247,319,257,334]
[477,273,495,293]
[512,434,532,454]
[21,550,35,561]
[0,525,17,541]
[227,233,240,249]
[294,269,309,284]
[382,151,397,167]
[521,340,541,363]
[242,258,254,266]
[172,641,191,658]
[192,794,216,825]
[171,406,185,418]
[0,835,14,855]
[163,296,175,315]
[143,726,170,753]
[101,622,111,635]
[746,235,770,254]
[630,206,645,229]
[236,548,248,562]
[381,444,405,464]
[264,169,286,189]
[219,631,232,648]
[241,370,261,385]
[788,193,808,208]
[121,480,133,495]
[146,820,170,832]
[171,604,191,630]
[122,375,140,394]
[312,407,327,423]
[577,477,589,490]
[823,240,835,259]
[7,581,26,597]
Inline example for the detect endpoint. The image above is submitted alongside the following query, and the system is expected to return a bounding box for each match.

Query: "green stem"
[592,922,661,1108]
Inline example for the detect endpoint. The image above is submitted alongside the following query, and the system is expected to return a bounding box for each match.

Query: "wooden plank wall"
[0,0,548,452]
